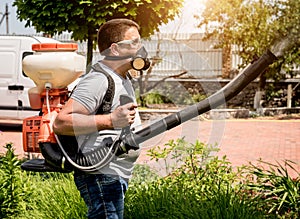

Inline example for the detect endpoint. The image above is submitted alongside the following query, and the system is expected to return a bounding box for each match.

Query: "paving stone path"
[1,118,299,177]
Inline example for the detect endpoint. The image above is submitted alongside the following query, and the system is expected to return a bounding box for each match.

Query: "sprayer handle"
[115,94,135,156]
[120,94,133,131]
[120,94,133,105]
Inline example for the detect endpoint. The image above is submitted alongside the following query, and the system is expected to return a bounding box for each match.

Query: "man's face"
[116,27,142,57]
[104,26,143,72]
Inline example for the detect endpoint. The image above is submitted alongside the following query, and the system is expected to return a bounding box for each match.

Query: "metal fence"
[53,33,233,79]
[143,33,224,78]
[53,32,299,79]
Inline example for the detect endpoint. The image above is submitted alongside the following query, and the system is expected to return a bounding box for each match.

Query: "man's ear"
[110,43,120,56]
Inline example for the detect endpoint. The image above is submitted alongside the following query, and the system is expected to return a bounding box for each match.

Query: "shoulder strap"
[91,62,115,115]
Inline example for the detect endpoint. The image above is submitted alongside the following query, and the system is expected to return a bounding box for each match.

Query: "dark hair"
[97,18,140,55]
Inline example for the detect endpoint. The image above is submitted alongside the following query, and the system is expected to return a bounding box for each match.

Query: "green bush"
[19,172,87,219]
[192,93,206,103]
[125,139,265,218]
[144,92,170,105]
[0,143,32,218]
[0,143,86,219]
[248,160,300,218]
[1,140,299,218]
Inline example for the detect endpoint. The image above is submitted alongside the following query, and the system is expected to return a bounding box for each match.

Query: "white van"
[0,35,62,124]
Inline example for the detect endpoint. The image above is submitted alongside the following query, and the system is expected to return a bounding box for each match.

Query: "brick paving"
[1,118,300,178]
[137,118,300,178]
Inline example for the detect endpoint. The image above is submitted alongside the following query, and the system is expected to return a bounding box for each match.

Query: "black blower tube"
[124,49,277,147]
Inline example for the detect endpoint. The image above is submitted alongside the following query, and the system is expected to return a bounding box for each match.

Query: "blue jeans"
[74,172,128,219]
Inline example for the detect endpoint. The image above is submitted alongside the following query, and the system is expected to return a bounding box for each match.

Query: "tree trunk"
[138,71,147,107]
[258,72,266,91]
[86,30,94,72]
[222,45,232,79]
[254,72,267,113]
[86,37,93,71]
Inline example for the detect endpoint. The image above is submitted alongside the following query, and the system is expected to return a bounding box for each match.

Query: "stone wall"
[133,80,300,110]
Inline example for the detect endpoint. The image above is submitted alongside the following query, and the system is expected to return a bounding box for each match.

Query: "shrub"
[125,139,265,218]
[20,172,87,219]
[248,160,300,218]
[144,92,170,105]
[0,143,32,218]
[2,140,299,218]
[0,143,86,219]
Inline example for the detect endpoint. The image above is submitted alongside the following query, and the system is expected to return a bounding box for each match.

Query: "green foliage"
[0,143,31,218]
[130,164,159,186]
[137,85,204,107]
[13,0,183,38]
[248,160,300,217]
[13,0,184,65]
[19,172,87,219]
[1,140,299,218]
[197,0,300,79]
[192,93,206,103]
[126,138,265,218]
[0,143,86,219]
[265,84,286,103]
[143,92,167,104]
[147,138,218,175]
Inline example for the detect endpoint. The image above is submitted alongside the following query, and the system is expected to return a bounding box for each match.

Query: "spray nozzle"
[45,82,52,90]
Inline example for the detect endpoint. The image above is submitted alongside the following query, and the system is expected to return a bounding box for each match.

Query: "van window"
[0,51,16,78]
[22,51,34,77]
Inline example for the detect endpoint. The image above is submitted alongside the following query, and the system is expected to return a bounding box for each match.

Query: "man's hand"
[110,102,137,129]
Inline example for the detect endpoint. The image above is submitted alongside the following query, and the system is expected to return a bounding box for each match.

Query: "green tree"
[196,0,300,81]
[13,0,184,67]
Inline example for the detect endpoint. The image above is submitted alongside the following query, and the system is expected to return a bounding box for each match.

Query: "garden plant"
[0,140,299,218]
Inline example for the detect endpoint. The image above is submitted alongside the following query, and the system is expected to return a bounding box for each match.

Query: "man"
[53,18,147,219]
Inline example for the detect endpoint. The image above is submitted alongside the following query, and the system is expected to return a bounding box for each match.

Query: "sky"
[0,0,36,34]
[159,0,205,33]
[0,0,204,35]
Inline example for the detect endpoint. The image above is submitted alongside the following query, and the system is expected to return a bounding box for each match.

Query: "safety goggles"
[116,37,141,48]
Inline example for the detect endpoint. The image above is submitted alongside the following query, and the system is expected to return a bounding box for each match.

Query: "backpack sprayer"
[21,34,295,173]
[21,43,85,171]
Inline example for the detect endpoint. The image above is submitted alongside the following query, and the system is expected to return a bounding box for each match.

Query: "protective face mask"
[104,46,151,71]
[130,46,151,71]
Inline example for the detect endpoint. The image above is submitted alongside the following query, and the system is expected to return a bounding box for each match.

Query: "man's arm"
[53,98,137,136]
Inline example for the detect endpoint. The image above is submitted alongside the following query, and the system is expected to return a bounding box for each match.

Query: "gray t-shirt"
[70,61,142,180]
